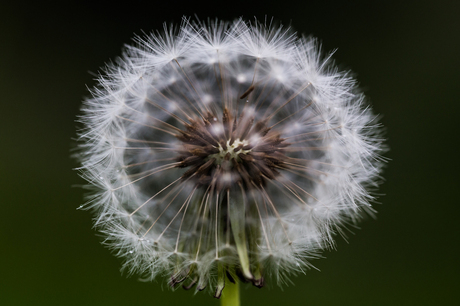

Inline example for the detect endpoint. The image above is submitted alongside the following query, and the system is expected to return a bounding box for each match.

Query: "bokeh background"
[1,0,459,305]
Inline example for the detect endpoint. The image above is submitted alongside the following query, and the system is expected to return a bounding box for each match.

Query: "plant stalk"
[221,280,240,306]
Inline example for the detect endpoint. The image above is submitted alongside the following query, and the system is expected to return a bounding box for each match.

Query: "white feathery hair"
[76,17,385,296]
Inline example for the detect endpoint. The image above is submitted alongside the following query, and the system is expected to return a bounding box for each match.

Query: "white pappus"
[76,18,386,297]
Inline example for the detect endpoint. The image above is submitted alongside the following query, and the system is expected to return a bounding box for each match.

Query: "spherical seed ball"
[76,18,386,296]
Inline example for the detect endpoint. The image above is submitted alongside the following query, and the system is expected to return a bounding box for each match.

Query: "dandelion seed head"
[76,17,386,297]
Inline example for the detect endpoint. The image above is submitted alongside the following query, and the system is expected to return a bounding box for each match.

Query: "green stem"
[221,280,240,306]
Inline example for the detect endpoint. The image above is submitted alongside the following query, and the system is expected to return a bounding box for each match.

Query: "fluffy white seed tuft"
[76,17,386,296]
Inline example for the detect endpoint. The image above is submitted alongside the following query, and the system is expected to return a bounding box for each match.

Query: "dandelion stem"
[221,280,240,306]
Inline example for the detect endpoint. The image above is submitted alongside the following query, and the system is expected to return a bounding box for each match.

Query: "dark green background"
[1,1,458,305]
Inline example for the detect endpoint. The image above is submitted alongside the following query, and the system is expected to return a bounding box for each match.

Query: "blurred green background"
[1,0,458,305]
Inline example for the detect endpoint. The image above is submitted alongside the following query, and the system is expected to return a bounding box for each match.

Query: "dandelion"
[76,18,385,301]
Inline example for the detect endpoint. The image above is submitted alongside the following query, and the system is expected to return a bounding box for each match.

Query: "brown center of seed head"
[175,108,289,191]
